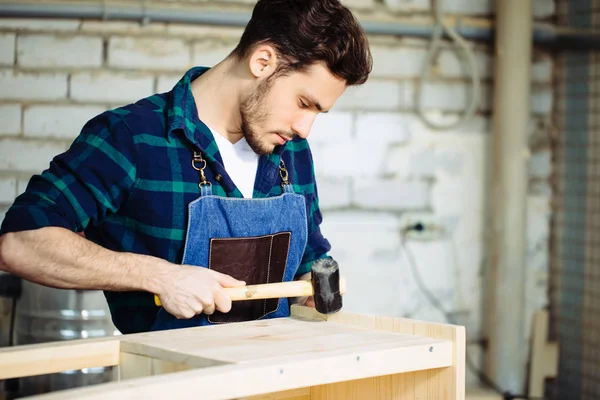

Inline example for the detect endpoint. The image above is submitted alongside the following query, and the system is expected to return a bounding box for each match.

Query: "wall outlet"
[399,212,444,241]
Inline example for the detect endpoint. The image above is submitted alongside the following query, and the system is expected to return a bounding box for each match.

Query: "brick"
[24,105,105,139]
[0,104,21,136]
[309,112,353,145]
[79,21,167,35]
[320,211,401,259]
[356,112,412,145]
[0,139,69,172]
[315,178,351,210]
[311,139,387,179]
[352,179,430,210]
[383,0,429,12]
[192,40,237,68]
[531,54,553,83]
[341,0,376,10]
[17,35,103,68]
[529,149,551,179]
[370,46,427,79]
[526,194,551,248]
[156,74,182,94]
[438,49,492,79]
[0,177,17,203]
[17,179,31,196]
[385,145,435,179]
[0,69,67,101]
[166,24,244,39]
[71,71,154,103]
[318,211,413,316]
[0,205,8,224]
[418,113,490,135]
[334,80,404,111]
[0,34,15,65]
[432,176,483,217]
[409,81,491,112]
[108,37,191,70]
[530,86,552,115]
[0,19,80,31]
[534,0,555,18]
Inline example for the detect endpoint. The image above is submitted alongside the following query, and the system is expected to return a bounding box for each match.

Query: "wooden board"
[0,306,465,399]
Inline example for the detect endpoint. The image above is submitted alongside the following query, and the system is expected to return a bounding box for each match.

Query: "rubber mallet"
[154,258,345,315]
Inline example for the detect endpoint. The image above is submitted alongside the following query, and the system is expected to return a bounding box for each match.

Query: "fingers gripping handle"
[153,277,347,307]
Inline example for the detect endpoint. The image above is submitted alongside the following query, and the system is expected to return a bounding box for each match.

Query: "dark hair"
[232,0,372,86]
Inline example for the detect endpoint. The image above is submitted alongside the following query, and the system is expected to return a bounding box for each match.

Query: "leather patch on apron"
[207,231,291,323]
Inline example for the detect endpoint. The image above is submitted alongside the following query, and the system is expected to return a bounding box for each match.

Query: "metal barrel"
[13,282,120,397]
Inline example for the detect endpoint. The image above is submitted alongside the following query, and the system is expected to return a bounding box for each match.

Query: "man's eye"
[299,100,309,109]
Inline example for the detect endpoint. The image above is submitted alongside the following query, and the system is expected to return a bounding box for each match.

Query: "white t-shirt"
[210,128,259,198]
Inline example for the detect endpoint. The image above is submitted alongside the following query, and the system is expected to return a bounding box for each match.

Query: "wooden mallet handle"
[154,277,346,307]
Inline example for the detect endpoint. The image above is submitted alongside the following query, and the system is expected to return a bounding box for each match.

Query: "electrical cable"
[399,227,547,400]
[414,0,481,131]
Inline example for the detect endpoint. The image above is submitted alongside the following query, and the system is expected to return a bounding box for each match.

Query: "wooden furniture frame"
[0,306,465,399]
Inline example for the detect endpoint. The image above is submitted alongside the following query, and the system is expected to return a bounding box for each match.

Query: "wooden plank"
[311,369,449,399]
[119,352,151,380]
[528,310,557,398]
[0,339,120,380]
[28,331,453,399]
[119,352,194,380]
[118,316,447,366]
[18,308,461,399]
[244,388,311,400]
[292,306,466,400]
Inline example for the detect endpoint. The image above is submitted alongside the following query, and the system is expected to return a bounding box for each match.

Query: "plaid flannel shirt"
[0,66,331,333]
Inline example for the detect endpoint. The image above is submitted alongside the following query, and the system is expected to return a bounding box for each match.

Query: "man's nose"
[292,114,317,139]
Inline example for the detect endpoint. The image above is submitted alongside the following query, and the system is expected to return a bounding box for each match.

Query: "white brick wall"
[0,104,21,136]
[0,19,80,31]
[0,70,67,100]
[353,179,431,210]
[24,105,105,139]
[17,35,103,68]
[384,0,555,17]
[0,139,69,172]
[315,178,352,210]
[309,112,354,144]
[70,72,154,103]
[334,80,405,110]
[0,34,15,66]
[108,37,191,70]
[156,74,182,94]
[355,112,412,144]
[193,40,237,68]
[0,177,17,203]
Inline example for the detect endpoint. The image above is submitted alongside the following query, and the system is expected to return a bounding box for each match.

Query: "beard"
[239,77,294,156]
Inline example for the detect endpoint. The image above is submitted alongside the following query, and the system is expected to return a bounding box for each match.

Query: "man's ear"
[248,44,278,79]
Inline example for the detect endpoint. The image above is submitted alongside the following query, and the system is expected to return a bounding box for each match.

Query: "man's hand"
[154,266,245,319]
[290,272,315,308]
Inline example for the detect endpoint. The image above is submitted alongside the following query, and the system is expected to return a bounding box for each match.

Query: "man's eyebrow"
[304,94,329,113]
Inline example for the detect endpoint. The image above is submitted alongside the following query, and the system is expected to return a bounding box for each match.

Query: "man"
[0,0,372,334]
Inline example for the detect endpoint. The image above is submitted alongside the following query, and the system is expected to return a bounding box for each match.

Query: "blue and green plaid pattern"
[0,66,331,333]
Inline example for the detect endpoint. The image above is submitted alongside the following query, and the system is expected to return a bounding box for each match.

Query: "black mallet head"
[311,258,344,315]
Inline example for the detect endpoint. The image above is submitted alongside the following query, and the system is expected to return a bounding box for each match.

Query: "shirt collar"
[166,66,287,167]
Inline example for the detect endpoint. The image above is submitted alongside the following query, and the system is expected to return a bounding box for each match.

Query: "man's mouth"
[276,133,293,144]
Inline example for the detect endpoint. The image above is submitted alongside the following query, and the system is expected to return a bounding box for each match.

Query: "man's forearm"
[0,226,170,293]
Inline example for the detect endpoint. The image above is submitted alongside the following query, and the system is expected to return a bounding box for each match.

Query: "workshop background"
[0,0,596,399]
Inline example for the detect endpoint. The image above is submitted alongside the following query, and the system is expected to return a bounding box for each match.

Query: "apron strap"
[200,184,213,196]
[192,150,213,196]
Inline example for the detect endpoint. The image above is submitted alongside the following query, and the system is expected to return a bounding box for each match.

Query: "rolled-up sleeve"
[0,111,137,236]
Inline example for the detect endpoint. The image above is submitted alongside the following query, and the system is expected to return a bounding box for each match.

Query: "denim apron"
[150,150,308,331]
